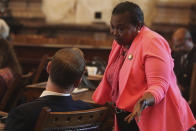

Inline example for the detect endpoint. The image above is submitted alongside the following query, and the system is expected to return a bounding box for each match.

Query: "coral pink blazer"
[92,26,196,131]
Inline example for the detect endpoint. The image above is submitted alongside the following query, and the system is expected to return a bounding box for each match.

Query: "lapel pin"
[128,54,133,60]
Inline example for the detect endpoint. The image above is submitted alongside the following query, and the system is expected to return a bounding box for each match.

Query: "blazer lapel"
[92,41,121,104]
[117,27,145,102]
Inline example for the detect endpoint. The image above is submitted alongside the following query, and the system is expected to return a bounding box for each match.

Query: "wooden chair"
[34,106,109,131]
[32,54,50,84]
[0,72,33,112]
[189,63,196,117]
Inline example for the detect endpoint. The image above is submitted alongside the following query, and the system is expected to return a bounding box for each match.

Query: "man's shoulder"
[10,96,92,115]
[10,98,46,115]
[5,98,48,131]
[74,100,92,107]
[67,99,93,111]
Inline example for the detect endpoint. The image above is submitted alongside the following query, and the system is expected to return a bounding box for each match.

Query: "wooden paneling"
[7,16,113,73]
[151,1,196,43]
[1,0,114,73]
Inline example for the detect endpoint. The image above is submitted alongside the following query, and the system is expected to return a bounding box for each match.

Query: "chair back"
[0,72,33,112]
[32,54,50,84]
[34,106,109,131]
[189,63,196,116]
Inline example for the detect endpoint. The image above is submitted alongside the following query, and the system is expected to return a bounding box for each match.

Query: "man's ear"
[47,61,52,74]
[73,77,82,88]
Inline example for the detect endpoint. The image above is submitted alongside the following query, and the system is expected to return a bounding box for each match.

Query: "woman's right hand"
[124,92,155,123]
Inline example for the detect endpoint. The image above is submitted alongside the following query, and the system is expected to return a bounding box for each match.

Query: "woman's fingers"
[124,113,131,122]
[124,112,136,123]
[124,99,147,123]
[138,100,146,122]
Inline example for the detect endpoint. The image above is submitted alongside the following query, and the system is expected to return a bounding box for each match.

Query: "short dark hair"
[112,1,144,26]
[49,48,85,89]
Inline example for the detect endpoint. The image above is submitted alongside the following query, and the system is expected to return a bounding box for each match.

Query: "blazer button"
[128,54,133,60]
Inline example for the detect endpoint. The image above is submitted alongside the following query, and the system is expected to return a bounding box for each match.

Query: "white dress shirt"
[40,90,70,97]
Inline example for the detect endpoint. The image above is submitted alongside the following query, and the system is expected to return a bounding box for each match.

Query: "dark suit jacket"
[5,95,92,131]
[172,46,196,100]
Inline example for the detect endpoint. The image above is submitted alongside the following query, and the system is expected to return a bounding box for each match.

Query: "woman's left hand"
[124,92,155,123]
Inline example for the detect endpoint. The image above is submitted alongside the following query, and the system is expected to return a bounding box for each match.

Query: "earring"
[137,30,140,33]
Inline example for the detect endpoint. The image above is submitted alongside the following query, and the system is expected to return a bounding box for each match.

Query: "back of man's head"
[49,48,85,89]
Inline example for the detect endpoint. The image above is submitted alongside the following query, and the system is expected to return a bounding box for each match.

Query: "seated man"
[5,48,92,131]
[172,28,196,101]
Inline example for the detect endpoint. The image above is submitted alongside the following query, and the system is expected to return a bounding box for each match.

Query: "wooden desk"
[24,74,102,102]
[24,82,94,103]
[88,75,103,80]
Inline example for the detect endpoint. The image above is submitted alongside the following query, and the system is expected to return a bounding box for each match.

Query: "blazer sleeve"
[143,37,172,104]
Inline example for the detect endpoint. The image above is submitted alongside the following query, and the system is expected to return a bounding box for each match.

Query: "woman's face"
[110,12,138,47]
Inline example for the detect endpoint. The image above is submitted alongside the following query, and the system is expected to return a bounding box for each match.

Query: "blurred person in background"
[172,28,196,101]
[0,19,22,99]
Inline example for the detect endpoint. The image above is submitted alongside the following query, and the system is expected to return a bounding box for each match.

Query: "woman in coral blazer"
[92,2,196,131]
